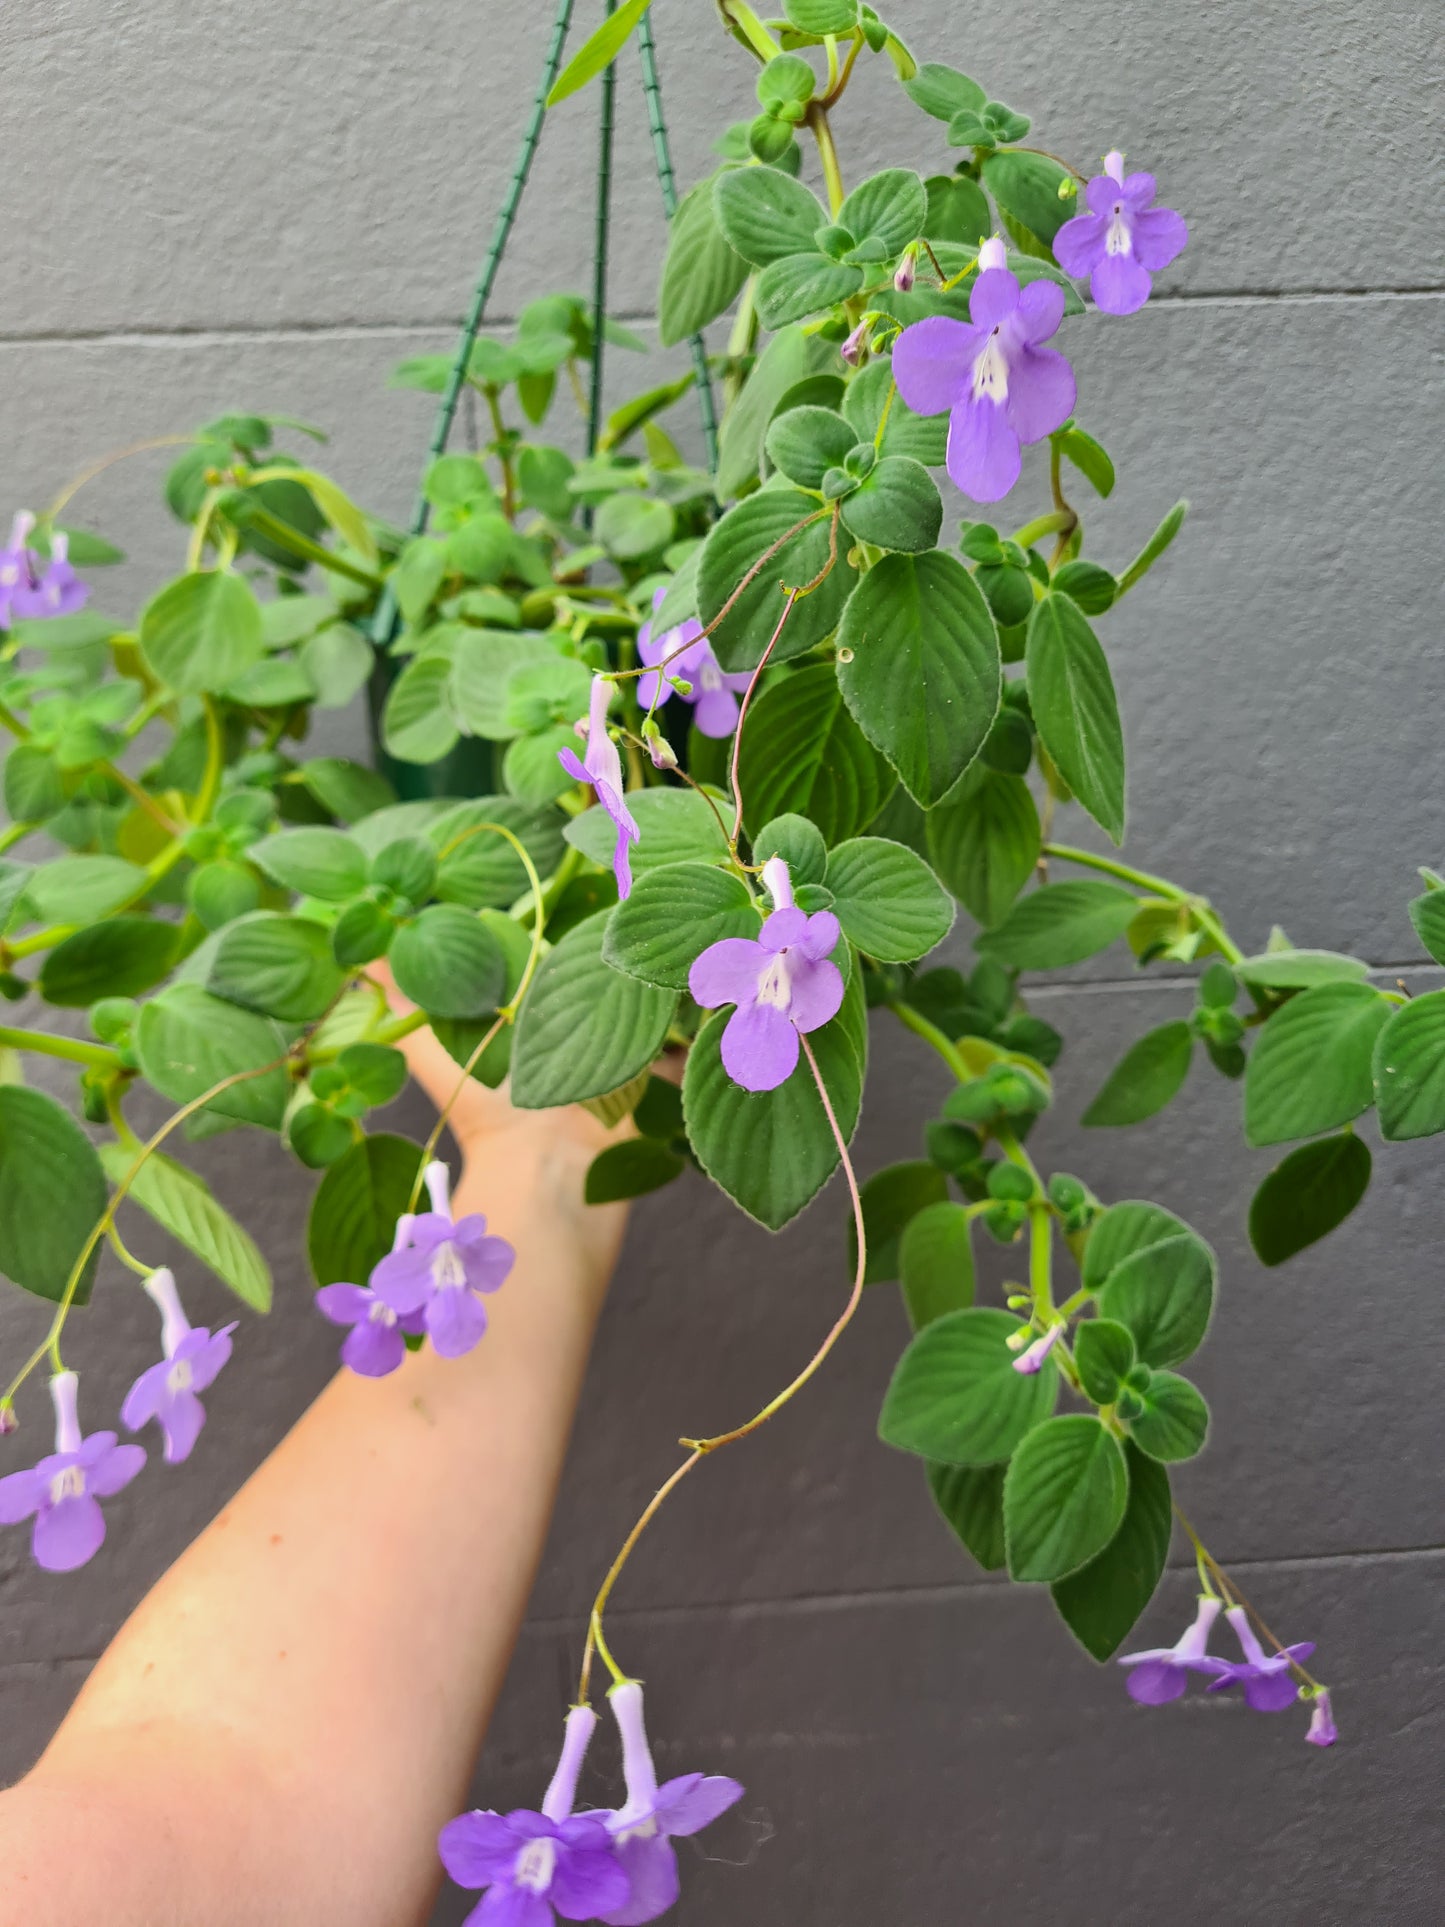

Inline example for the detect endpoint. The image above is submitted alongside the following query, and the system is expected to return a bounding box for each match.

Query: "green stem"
[889,999,970,1083]
[1042,841,1244,965]
[1027,1202,1055,1319]
[0,821,33,856]
[0,1026,119,1071]
[719,0,781,60]
[1011,508,1075,551]
[482,388,517,519]
[806,101,847,216]
[237,505,383,588]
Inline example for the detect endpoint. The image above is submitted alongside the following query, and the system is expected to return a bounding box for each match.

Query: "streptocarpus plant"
[3,0,1429,1911]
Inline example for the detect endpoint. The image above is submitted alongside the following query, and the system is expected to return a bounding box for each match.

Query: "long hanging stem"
[586,0,619,460]
[636,8,720,471]
[576,1030,867,1701]
[369,0,576,650]
[1042,841,1244,964]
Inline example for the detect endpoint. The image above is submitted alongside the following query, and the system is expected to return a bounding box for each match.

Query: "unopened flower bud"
[1103,148,1126,183]
[1005,1292,1031,1313]
[1305,1687,1338,1747]
[1057,175,1078,199]
[641,717,677,770]
[978,236,1008,273]
[1013,1323,1065,1376]
[893,250,916,293]
[0,1402,16,1436]
[840,317,870,366]
[760,855,794,913]
[667,675,694,696]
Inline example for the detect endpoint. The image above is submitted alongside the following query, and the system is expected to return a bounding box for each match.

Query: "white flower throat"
[756,949,795,1012]
[971,329,1009,404]
[514,1836,557,1892]
[431,1242,468,1290]
[49,1464,86,1505]
[1106,203,1132,256]
[166,1358,194,1395]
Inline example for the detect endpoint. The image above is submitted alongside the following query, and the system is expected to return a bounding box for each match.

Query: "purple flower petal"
[341,1316,407,1377]
[1006,345,1077,444]
[1013,277,1067,344]
[157,1389,206,1465]
[689,936,766,1011]
[438,1811,524,1887]
[721,998,800,1091]
[33,1491,106,1572]
[1123,1658,1189,1705]
[1052,211,1108,276]
[427,1285,489,1359]
[794,908,841,964]
[549,1837,632,1920]
[891,315,981,417]
[370,1244,437,1315]
[120,1358,169,1432]
[969,265,1021,329]
[88,1441,146,1498]
[1241,1669,1305,1714]
[758,907,811,952]
[558,745,590,786]
[652,1771,746,1836]
[176,1325,236,1396]
[786,956,845,1033]
[946,395,1021,502]
[1131,205,1188,271]
[469,1889,551,1927]
[1091,251,1153,316]
[1084,174,1119,217]
[691,682,740,738]
[0,1466,43,1524]
[1121,170,1157,207]
[602,1834,680,1925]
[315,1282,372,1327]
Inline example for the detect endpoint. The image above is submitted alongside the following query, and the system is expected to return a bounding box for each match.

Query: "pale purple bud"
[1012,1322,1065,1375]
[641,718,677,770]
[1305,1688,1338,1747]
[893,250,916,293]
[423,1160,452,1219]
[977,236,1008,273]
[840,318,870,366]
[142,1266,192,1361]
[1103,149,1126,183]
[760,855,794,913]
[0,1404,17,1437]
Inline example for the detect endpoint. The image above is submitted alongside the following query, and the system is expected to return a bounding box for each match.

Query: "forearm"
[0,1124,624,1927]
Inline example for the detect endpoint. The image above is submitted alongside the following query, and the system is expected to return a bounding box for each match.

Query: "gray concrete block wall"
[1,2,1442,1919]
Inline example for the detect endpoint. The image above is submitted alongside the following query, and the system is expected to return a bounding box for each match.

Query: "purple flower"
[120,1266,236,1463]
[1053,150,1188,316]
[1118,1594,1223,1704]
[0,515,89,626]
[1305,1687,1338,1748]
[316,1280,425,1377]
[368,1160,515,1359]
[637,591,750,740]
[1204,1604,1313,1713]
[687,858,844,1093]
[0,1372,145,1573]
[559,673,640,899]
[1011,1321,1064,1376]
[891,235,1076,503]
[0,513,38,630]
[600,1681,744,1925]
[439,1705,631,1926]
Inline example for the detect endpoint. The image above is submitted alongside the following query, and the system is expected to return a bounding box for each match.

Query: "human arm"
[0,1022,630,1927]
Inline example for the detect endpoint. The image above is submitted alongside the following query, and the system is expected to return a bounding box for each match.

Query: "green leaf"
[4,745,66,823]
[1051,559,1117,616]
[584,1137,685,1205]
[1128,1372,1210,1462]
[1248,1132,1372,1265]
[512,913,676,1109]
[899,1200,975,1329]
[696,488,854,672]
[1234,948,1368,990]
[977,880,1138,970]
[300,622,375,709]
[736,663,894,846]
[603,862,756,989]
[1409,890,1445,966]
[714,166,825,266]
[848,1159,950,1284]
[838,456,942,553]
[836,168,928,255]
[564,784,727,878]
[927,1460,1005,1569]
[139,570,265,695]
[289,469,377,566]
[18,854,145,926]
[595,491,676,562]
[878,1307,1058,1464]
[307,1133,425,1286]
[134,984,289,1129]
[100,1143,271,1311]
[715,324,837,499]
[1005,1413,1128,1582]
[903,62,986,122]
[1375,990,1445,1140]
[842,357,948,465]
[755,253,864,329]
[38,919,178,1006]
[784,0,857,28]
[1054,424,1115,499]
[753,813,827,884]
[546,0,653,104]
[0,1087,107,1305]
[1069,1324,1135,1418]
[925,764,1039,928]
[837,551,1000,807]
[824,836,954,962]
[683,1009,860,1230]
[1026,592,1126,843]
[250,826,368,901]
[302,757,396,824]
[764,406,858,491]
[1083,1021,1194,1128]
[1118,500,1188,596]
[430,797,566,910]
[658,174,750,347]
[1086,1202,1216,1368]
[390,905,506,1020]
[289,1103,355,1169]
[1051,1444,1170,1659]
[382,654,460,765]
[207,914,344,1023]
[1244,981,1388,1146]
[980,150,1072,245]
